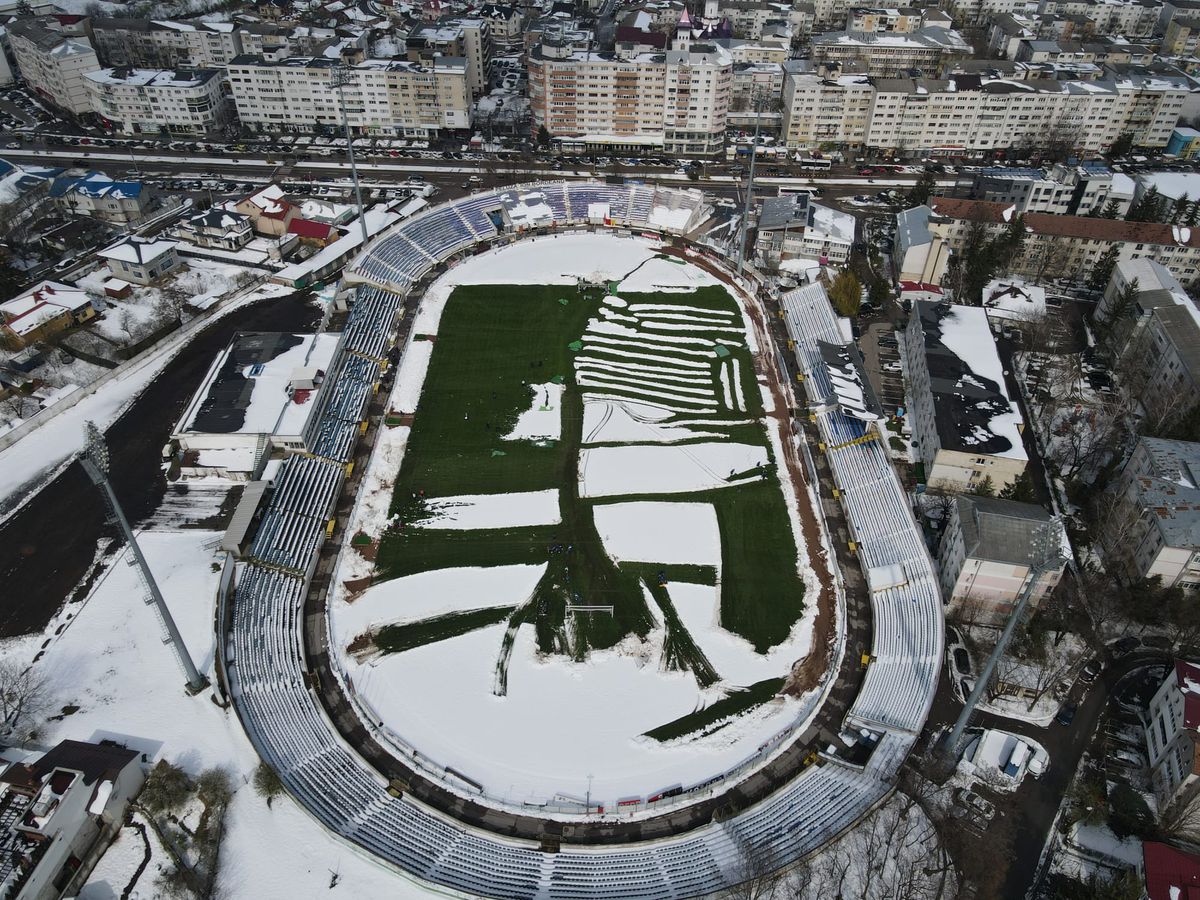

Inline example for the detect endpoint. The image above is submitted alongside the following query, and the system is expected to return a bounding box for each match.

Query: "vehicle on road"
[1055,701,1078,726]
[1110,636,1140,657]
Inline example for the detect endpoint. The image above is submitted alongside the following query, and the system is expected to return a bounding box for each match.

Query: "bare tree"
[0,660,49,737]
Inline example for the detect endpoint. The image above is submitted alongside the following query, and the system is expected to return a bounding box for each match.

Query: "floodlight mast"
[734,87,770,273]
[330,65,371,248]
[81,422,207,694]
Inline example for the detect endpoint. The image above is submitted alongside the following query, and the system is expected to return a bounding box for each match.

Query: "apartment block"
[407,18,491,97]
[937,494,1067,625]
[780,65,1192,154]
[227,55,471,137]
[780,62,873,149]
[1143,661,1200,812]
[89,18,245,69]
[84,67,227,135]
[8,18,100,116]
[904,300,1028,493]
[529,41,732,155]
[809,27,972,78]
[1107,436,1200,590]
[961,162,1134,216]
[927,196,1200,286]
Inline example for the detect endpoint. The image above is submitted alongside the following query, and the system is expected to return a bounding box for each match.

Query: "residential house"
[97,237,181,285]
[0,739,144,899]
[0,281,96,348]
[174,208,253,251]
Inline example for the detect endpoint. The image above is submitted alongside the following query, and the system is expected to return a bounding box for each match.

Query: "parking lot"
[859,320,906,416]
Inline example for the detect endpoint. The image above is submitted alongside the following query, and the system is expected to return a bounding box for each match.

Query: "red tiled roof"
[929,196,1200,248]
[287,218,336,240]
[1143,841,1200,900]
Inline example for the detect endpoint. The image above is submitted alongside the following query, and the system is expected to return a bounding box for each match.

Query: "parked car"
[953,788,996,821]
[1111,637,1140,657]
[1056,701,1078,726]
[1081,658,1103,683]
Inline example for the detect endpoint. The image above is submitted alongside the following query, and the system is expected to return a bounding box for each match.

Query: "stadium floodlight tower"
[734,87,771,273]
[941,515,1065,761]
[330,65,371,248]
[80,422,208,695]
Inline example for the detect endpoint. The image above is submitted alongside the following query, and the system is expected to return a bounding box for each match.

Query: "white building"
[904,301,1028,492]
[407,18,491,98]
[1143,660,1200,812]
[97,237,181,284]
[227,55,471,137]
[89,18,245,69]
[84,67,226,136]
[0,739,145,900]
[894,205,951,285]
[780,62,874,150]
[938,494,1067,624]
[755,194,855,265]
[528,41,732,156]
[8,18,100,116]
[964,163,1134,217]
[172,331,342,473]
[779,66,1195,154]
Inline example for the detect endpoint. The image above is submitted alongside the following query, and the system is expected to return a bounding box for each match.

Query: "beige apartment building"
[780,66,1192,153]
[8,18,100,116]
[227,55,471,137]
[529,41,732,155]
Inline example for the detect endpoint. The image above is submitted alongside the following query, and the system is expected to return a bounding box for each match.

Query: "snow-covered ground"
[0,279,293,524]
[0,529,440,899]
[592,501,719,565]
[579,442,770,497]
[420,490,561,530]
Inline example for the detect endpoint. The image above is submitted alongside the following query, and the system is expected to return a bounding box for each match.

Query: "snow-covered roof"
[807,201,855,243]
[982,277,1046,322]
[0,281,94,336]
[98,237,178,265]
[175,331,341,438]
[912,301,1026,460]
[817,340,883,421]
[240,183,290,216]
[83,67,220,88]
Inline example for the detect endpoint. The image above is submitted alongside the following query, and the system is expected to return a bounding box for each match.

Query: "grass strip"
[644,677,785,742]
[375,606,516,654]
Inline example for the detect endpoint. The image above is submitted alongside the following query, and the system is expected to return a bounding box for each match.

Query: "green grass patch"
[392,284,596,499]
[375,605,515,654]
[625,567,720,687]
[644,677,785,742]
[376,525,556,579]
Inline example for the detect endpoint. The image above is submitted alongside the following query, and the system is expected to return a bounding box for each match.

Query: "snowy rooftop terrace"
[174,332,340,440]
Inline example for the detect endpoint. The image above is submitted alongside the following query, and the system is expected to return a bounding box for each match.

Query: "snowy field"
[328,234,822,811]
[0,530,440,899]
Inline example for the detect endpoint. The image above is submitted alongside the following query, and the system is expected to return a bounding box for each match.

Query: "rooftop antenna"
[329,65,371,248]
[80,422,207,694]
[940,514,1065,762]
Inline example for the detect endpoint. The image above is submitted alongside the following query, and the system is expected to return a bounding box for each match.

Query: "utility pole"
[80,422,208,694]
[941,516,1064,760]
[330,65,371,247]
[735,87,769,273]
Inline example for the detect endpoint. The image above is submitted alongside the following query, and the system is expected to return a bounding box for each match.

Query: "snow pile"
[504,381,563,443]
[419,491,561,530]
[592,501,719,565]
[579,442,769,497]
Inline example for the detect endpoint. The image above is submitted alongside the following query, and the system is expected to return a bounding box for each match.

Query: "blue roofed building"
[48,171,156,225]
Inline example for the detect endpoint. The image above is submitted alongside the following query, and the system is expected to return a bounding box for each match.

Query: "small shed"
[103,277,132,299]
